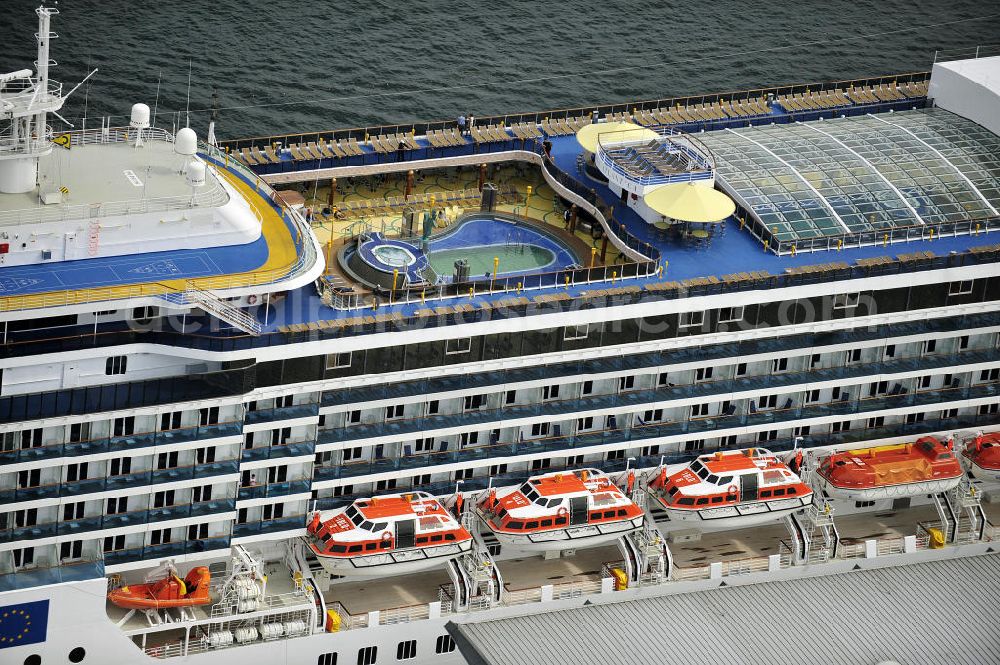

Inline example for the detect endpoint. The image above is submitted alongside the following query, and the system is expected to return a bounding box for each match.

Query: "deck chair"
[241,147,258,166]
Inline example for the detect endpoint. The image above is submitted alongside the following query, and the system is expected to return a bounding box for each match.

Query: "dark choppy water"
[1,0,997,140]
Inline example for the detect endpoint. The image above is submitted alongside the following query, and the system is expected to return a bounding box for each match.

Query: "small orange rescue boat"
[108,566,211,610]
[816,436,962,500]
[962,432,1000,481]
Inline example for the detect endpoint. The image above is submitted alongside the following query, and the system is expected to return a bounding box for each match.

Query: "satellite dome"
[175,127,198,156]
[186,160,206,188]
[129,103,150,130]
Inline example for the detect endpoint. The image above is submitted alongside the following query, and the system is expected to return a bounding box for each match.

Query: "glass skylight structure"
[699,108,1000,249]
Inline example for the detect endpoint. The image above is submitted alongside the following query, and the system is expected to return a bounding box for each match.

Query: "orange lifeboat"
[108,566,211,610]
[962,432,1000,481]
[647,448,812,530]
[816,436,963,500]
[307,491,473,576]
[476,469,644,551]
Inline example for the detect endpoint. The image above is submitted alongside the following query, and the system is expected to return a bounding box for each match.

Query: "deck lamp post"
[625,456,636,473]
[492,256,499,290]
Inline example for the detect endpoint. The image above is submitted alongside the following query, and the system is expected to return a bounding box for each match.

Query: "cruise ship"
[2,6,999,665]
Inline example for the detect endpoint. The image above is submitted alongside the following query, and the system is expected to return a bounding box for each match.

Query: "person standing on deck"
[468,113,475,136]
[397,139,407,163]
[457,114,466,135]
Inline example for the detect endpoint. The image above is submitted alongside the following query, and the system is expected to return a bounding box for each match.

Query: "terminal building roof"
[699,108,1000,244]
[449,553,1000,665]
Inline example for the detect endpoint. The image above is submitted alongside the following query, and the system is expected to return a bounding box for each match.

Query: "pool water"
[428,245,556,278]
[424,216,578,281]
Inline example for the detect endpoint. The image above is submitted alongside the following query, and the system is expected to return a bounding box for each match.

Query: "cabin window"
[525,521,539,529]
[445,337,472,355]
[540,519,553,527]
[430,534,443,543]
[379,541,391,550]
[855,500,875,509]
[318,653,338,665]
[677,497,695,506]
[554,516,567,526]
[773,488,786,497]
[396,640,417,661]
[445,533,456,541]
[617,509,627,517]
[711,496,724,504]
[415,537,427,544]
[948,280,973,296]
[603,510,616,518]
[435,635,457,654]
[679,310,704,328]
[105,355,128,375]
[365,543,378,551]
[506,520,524,530]
[668,486,679,497]
[357,646,378,665]
[695,498,709,506]
[759,490,772,498]
[347,545,362,553]
[330,544,347,554]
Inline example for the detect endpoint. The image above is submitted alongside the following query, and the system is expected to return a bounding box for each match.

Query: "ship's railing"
[221,71,931,152]
[0,126,229,228]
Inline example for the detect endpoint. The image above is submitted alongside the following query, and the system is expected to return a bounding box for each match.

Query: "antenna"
[185,59,192,128]
[152,70,162,127]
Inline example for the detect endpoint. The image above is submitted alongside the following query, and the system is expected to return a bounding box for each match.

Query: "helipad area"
[698,108,1000,247]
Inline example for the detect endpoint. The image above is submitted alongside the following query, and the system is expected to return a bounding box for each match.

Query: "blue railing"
[1,460,240,503]
[233,514,306,538]
[0,559,105,593]
[317,349,994,447]
[312,381,998,482]
[1,421,242,466]
[237,479,312,500]
[245,403,320,425]
[103,537,231,568]
[241,440,316,462]
[0,500,236,544]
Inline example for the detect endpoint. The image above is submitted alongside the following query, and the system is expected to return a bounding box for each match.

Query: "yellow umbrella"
[643,182,736,223]
[575,122,655,153]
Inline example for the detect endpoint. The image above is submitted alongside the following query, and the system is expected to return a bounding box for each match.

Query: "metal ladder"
[933,491,959,543]
[184,286,263,335]
[947,479,987,542]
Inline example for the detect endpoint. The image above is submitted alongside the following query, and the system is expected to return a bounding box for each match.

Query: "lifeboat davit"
[816,436,963,500]
[108,566,211,610]
[476,469,644,551]
[961,432,1000,482]
[647,448,813,530]
[307,491,472,576]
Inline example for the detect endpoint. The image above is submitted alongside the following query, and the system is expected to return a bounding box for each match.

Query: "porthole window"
[24,656,42,665]
[69,647,87,663]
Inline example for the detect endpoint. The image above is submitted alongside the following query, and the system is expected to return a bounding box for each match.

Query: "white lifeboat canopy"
[175,127,198,156]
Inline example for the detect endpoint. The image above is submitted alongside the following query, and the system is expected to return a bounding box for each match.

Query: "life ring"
[247,295,258,305]
[557,507,569,518]
[726,486,738,500]
[381,531,392,541]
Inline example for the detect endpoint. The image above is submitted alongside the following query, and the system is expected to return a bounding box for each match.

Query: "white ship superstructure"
[0,7,999,665]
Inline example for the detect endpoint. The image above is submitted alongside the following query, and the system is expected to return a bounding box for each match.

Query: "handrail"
[221,71,932,148]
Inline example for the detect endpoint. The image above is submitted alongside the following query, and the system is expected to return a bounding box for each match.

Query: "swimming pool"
[426,216,579,280]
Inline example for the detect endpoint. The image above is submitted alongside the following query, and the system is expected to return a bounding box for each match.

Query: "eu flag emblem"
[0,600,48,649]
